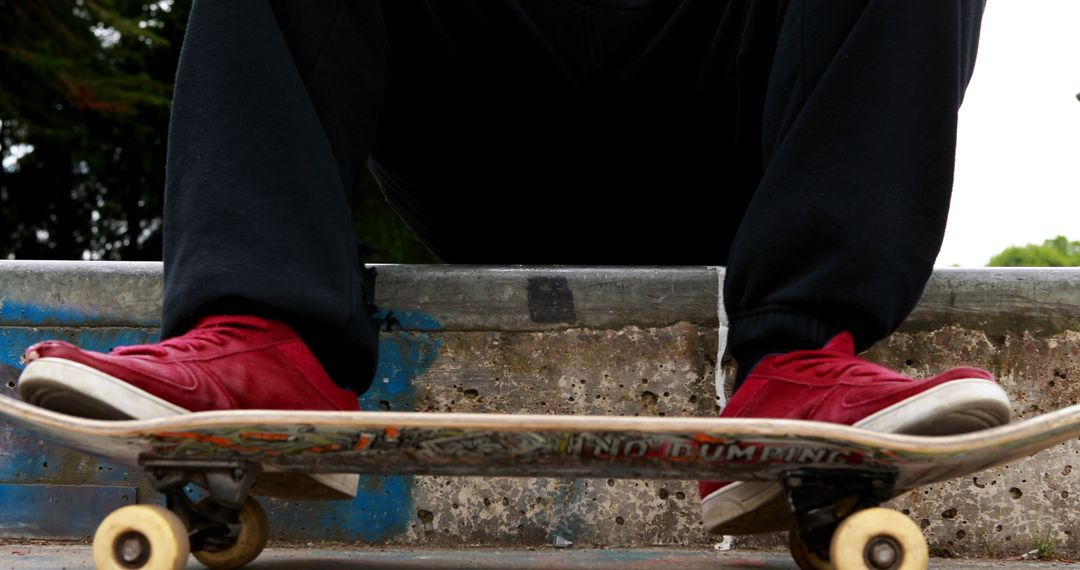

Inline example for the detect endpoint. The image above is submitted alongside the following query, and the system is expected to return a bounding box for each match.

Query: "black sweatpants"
[162,0,985,394]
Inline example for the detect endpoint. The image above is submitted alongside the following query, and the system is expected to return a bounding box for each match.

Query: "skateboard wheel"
[789,530,832,570]
[93,505,190,570]
[830,508,928,570]
[192,497,270,570]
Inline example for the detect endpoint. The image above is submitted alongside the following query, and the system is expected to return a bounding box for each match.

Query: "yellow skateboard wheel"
[192,497,270,570]
[789,530,831,570]
[93,504,190,570]
[830,507,928,570]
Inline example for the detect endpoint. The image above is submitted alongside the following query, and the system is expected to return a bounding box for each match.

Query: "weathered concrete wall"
[871,328,1080,559]
[401,324,718,548]
[3,262,1080,558]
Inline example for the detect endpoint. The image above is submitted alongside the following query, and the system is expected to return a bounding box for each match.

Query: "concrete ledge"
[375,265,723,330]
[5,261,1080,331]
[906,268,1080,334]
[0,261,161,327]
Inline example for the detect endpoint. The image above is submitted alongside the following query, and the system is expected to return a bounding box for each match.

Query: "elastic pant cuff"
[728,311,840,366]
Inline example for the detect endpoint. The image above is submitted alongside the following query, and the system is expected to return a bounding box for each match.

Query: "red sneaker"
[18,315,359,419]
[699,332,1011,535]
[18,315,362,499]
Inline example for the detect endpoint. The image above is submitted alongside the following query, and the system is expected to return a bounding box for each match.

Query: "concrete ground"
[0,545,1074,570]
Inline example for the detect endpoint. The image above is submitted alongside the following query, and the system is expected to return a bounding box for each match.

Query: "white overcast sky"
[940,0,1080,266]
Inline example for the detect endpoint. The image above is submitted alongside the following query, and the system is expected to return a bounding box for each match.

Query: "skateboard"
[0,394,1076,570]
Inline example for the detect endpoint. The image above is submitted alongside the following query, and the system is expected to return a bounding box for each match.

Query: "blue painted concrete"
[0,326,159,371]
[373,309,442,332]
[0,423,135,485]
[262,328,443,541]
[364,331,442,412]
[0,327,152,487]
[0,484,135,539]
[0,298,158,328]
[262,475,414,542]
[549,479,590,545]
[0,299,444,543]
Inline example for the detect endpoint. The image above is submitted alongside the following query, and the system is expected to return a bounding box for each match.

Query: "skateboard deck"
[2,392,1076,569]
[0,392,1068,485]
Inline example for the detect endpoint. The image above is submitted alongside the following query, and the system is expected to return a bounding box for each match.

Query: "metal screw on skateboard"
[142,458,262,555]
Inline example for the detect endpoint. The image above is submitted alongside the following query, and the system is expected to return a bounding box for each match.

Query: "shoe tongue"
[822,332,856,355]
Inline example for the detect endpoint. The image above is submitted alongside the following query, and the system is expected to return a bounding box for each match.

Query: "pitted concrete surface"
[413,324,720,416]
[397,322,1080,556]
[734,326,1080,558]
[0,545,1070,569]
[877,327,1080,559]
[402,323,718,547]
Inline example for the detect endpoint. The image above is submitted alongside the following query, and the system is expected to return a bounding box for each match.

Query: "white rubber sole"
[700,378,1012,535]
[20,358,189,419]
[18,357,359,500]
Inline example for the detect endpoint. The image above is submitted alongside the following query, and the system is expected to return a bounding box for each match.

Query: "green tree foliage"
[1,0,184,260]
[0,0,433,262]
[988,236,1080,267]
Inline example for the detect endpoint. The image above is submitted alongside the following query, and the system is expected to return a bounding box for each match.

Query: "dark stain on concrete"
[527,277,576,324]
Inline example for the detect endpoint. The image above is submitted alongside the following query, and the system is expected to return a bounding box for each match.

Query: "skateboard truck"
[784,467,900,567]
[87,455,271,569]
[141,457,262,555]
